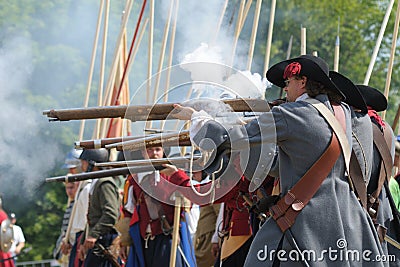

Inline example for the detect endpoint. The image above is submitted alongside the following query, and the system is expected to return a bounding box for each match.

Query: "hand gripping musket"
[42,98,269,122]
[107,130,191,151]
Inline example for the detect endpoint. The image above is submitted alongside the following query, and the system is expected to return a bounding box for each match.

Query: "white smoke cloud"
[157,0,268,100]
[0,36,61,196]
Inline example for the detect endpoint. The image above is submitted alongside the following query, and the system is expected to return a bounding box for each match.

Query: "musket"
[46,167,135,183]
[75,135,147,149]
[95,155,202,168]
[42,98,269,122]
[107,130,192,151]
[46,155,203,182]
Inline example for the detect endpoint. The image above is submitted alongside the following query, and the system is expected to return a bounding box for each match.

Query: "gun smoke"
[0,36,60,197]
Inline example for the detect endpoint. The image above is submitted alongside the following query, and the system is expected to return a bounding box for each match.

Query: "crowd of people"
[49,54,400,267]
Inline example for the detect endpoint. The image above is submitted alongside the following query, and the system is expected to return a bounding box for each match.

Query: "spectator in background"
[54,182,79,266]
[0,196,15,267]
[9,213,25,264]
[391,172,400,212]
[54,149,82,266]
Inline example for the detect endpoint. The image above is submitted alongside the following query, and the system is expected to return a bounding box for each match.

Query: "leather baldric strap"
[270,100,348,233]
[304,98,351,172]
[349,151,368,209]
[370,124,394,201]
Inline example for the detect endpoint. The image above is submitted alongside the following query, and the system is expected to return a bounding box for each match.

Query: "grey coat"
[350,109,373,184]
[192,94,386,266]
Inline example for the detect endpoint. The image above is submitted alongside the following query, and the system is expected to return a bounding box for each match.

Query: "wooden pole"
[392,103,400,133]
[102,0,135,107]
[238,0,253,34]
[97,0,110,139]
[212,0,229,45]
[78,0,105,141]
[229,0,246,67]
[382,0,400,120]
[152,0,174,104]
[246,0,262,71]
[286,35,293,60]
[300,26,306,55]
[161,0,179,131]
[263,0,276,74]
[333,17,340,72]
[145,0,155,130]
[147,0,154,104]
[102,18,148,139]
[149,1,174,131]
[364,0,395,85]
[169,193,182,267]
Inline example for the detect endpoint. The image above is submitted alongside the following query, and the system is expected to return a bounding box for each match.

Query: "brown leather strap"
[349,150,368,209]
[270,103,349,233]
[270,133,341,232]
[371,124,394,200]
[270,104,345,232]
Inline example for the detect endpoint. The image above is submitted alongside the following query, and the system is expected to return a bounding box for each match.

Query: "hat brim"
[356,85,387,112]
[266,56,345,99]
[329,71,367,113]
[62,163,77,169]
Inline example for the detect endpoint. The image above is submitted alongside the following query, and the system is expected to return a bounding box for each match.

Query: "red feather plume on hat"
[283,62,301,79]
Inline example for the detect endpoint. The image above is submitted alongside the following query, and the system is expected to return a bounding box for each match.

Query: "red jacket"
[129,170,191,238]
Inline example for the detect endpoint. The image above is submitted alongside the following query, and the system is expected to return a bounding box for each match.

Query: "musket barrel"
[95,155,202,168]
[43,98,269,122]
[75,135,147,149]
[45,166,158,183]
[107,130,191,151]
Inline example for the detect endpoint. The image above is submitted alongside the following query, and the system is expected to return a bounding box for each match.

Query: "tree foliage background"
[0,0,398,260]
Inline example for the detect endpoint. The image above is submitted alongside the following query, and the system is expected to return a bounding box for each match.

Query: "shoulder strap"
[349,151,368,209]
[371,124,394,199]
[303,98,351,172]
[306,98,369,207]
[270,99,345,232]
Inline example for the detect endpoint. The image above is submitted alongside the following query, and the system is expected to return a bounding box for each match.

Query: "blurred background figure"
[54,182,79,266]
[0,196,15,267]
[53,148,82,266]
[62,149,83,174]
[9,213,25,264]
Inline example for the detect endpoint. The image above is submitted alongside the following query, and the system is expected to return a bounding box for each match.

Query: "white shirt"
[68,181,91,244]
[295,92,310,102]
[10,224,25,256]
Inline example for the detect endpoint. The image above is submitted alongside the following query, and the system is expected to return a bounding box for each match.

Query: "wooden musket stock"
[75,135,146,149]
[43,98,269,122]
[107,130,191,151]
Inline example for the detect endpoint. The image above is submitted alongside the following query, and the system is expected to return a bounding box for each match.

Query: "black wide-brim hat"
[329,71,367,113]
[356,85,387,112]
[266,54,345,99]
